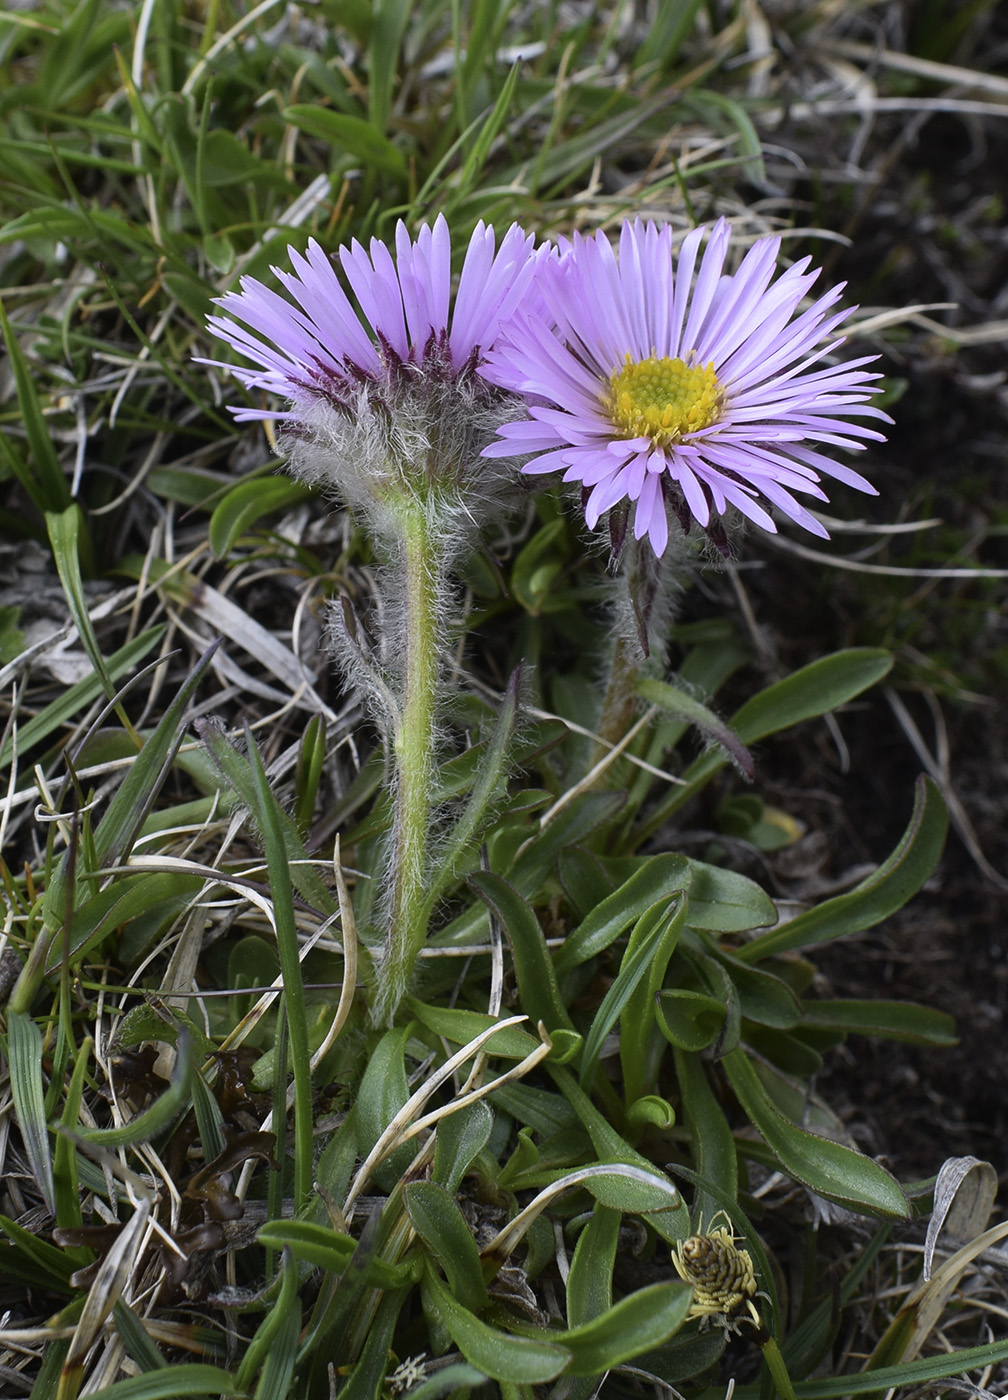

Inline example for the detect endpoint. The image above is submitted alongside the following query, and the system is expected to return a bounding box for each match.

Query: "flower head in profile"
[199,216,540,536]
[482,219,889,557]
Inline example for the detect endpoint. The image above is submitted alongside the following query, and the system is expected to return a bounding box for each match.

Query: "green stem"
[759,1332,797,1400]
[372,498,442,1026]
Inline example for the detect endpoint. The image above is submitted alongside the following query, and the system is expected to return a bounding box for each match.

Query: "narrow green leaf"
[252,1285,301,1400]
[674,1048,738,1220]
[337,1285,411,1400]
[46,506,114,700]
[355,1026,413,1191]
[559,1282,694,1375]
[7,1012,55,1214]
[208,475,311,558]
[71,1364,237,1399]
[256,1221,408,1289]
[406,1181,488,1310]
[795,1336,1008,1396]
[367,0,411,133]
[432,1099,493,1195]
[566,1205,619,1328]
[722,1049,909,1218]
[638,675,754,777]
[582,894,686,1085]
[801,998,957,1046]
[555,853,691,975]
[424,1267,571,1383]
[409,1003,542,1061]
[654,988,726,1053]
[112,1300,168,1372]
[54,1038,92,1231]
[0,1213,75,1285]
[39,645,217,959]
[739,777,947,962]
[197,719,338,917]
[468,871,574,1034]
[423,667,523,914]
[0,294,71,511]
[243,725,313,1213]
[47,872,205,974]
[634,0,706,65]
[75,1035,193,1148]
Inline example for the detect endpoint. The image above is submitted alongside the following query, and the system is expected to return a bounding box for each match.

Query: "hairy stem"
[372,497,442,1025]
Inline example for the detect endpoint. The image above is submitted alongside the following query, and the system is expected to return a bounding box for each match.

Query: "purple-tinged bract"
[481,219,890,557]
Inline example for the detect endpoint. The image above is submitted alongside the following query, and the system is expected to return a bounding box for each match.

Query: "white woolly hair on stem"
[274,369,529,1024]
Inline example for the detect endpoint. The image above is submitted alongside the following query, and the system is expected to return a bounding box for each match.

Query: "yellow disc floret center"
[607,355,722,447]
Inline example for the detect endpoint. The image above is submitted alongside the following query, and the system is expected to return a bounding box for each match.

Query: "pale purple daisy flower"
[482,219,890,558]
[198,215,543,537]
[202,214,539,422]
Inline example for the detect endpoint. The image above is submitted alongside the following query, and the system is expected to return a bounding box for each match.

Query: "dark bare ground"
[740,63,1008,1190]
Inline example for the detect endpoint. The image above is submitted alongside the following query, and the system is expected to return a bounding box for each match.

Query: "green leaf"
[74,1035,194,1148]
[0,294,71,511]
[284,105,407,175]
[468,872,574,1034]
[6,1013,55,1214]
[243,724,314,1213]
[355,1026,413,1191]
[795,1336,1008,1396]
[39,644,217,947]
[566,1205,619,1328]
[739,777,947,962]
[722,1049,909,1218]
[801,998,957,1046]
[732,648,894,744]
[408,1003,542,1060]
[47,871,205,973]
[423,1267,571,1383]
[654,988,726,1053]
[69,1365,237,1399]
[252,1283,301,1400]
[637,674,753,778]
[406,1181,488,1310]
[511,518,568,614]
[555,853,691,975]
[197,719,337,918]
[559,1282,694,1375]
[337,1284,412,1400]
[684,859,777,933]
[581,894,686,1084]
[432,1099,494,1195]
[654,649,893,821]
[423,667,524,914]
[674,1048,738,1220]
[208,475,311,558]
[235,1250,299,1393]
[256,1221,408,1289]
[709,947,802,1028]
